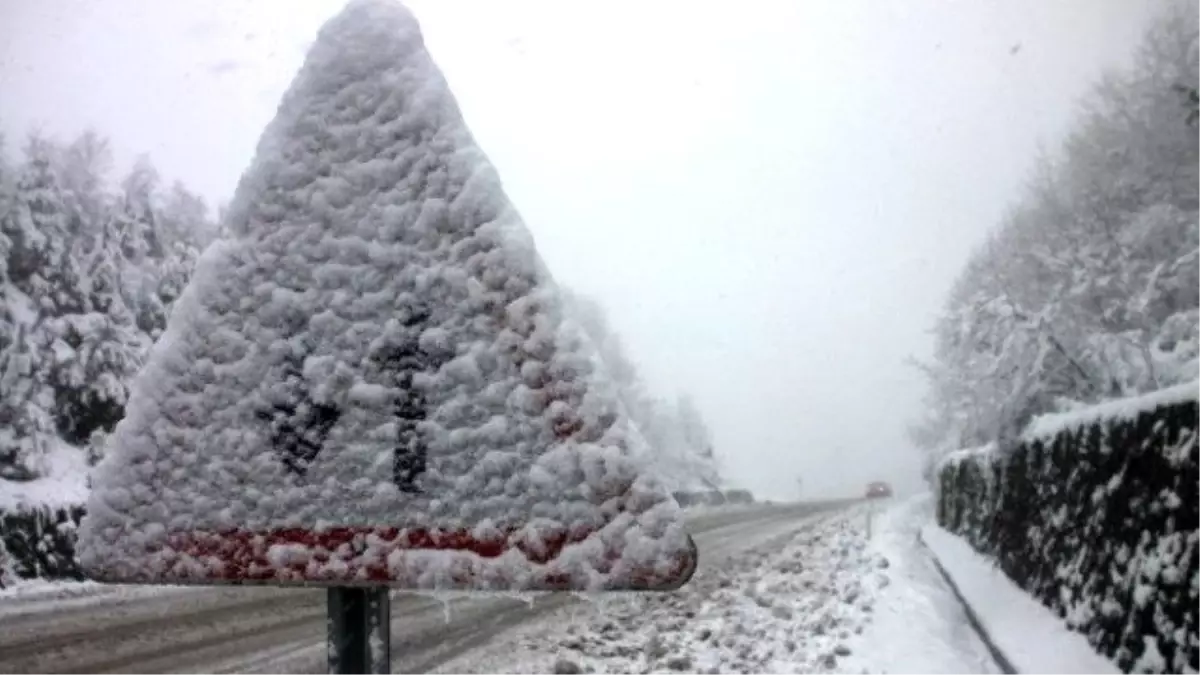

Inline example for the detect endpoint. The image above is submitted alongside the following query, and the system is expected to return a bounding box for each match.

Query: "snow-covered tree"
[0,323,57,480]
[5,135,73,307]
[910,4,1199,465]
[116,157,162,263]
[0,131,213,481]
[0,535,15,589]
[58,130,114,241]
[49,310,144,446]
[0,133,11,288]
[561,289,644,397]
[559,287,722,489]
[674,393,720,487]
[159,181,217,251]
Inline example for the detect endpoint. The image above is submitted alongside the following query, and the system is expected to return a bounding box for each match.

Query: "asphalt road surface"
[0,501,854,674]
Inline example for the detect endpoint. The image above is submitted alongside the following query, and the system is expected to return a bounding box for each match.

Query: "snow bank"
[438,500,1026,674]
[78,0,692,591]
[435,508,886,674]
[921,524,1119,674]
[0,443,88,511]
[0,577,101,603]
[840,496,1000,674]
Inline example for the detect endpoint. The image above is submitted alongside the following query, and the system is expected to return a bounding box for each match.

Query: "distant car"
[671,491,697,508]
[865,481,893,499]
[723,489,754,505]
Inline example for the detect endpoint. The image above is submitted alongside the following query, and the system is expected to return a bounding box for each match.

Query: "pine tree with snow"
[117,157,163,263]
[0,323,57,480]
[0,133,12,284]
[0,130,211,482]
[558,287,723,488]
[159,181,216,251]
[58,130,114,246]
[49,308,145,446]
[4,136,71,305]
[0,534,15,589]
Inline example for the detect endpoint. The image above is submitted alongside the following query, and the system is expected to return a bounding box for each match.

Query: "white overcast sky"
[0,0,1169,500]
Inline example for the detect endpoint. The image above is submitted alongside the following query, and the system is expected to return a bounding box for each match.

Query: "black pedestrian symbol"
[258,305,442,493]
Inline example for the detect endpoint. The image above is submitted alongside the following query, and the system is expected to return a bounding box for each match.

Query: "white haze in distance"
[0,0,1169,500]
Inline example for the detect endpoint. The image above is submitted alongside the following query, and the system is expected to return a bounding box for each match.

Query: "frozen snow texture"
[77,0,691,591]
[921,524,1119,674]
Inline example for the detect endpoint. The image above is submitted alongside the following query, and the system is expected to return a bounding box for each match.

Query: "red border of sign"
[84,524,697,591]
[158,525,696,590]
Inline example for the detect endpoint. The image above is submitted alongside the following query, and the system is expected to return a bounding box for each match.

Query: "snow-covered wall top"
[938,382,1199,470]
[936,443,997,470]
[76,0,695,592]
[1021,381,1199,442]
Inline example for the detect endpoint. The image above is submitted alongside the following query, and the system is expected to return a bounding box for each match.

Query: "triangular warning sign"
[77,0,697,592]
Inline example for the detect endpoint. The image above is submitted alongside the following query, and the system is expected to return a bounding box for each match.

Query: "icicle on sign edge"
[79,0,700,592]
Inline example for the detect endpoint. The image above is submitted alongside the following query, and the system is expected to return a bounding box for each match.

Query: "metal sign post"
[328,587,392,674]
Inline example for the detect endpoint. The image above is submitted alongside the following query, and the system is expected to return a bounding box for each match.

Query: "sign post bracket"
[327,587,392,674]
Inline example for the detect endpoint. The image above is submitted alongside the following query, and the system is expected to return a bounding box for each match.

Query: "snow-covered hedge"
[0,443,90,588]
[0,504,86,588]
[936,382,1198,674]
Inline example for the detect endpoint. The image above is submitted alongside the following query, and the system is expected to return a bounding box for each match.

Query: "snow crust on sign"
[77,0,691,591]
[1022,380,1198,442]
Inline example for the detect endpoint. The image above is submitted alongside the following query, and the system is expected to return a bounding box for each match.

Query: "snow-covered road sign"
[77,0,697,592]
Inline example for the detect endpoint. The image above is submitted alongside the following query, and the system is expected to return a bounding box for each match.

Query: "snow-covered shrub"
[0,504,87,583]
[0,536,15,589]
[936,383,1198,673]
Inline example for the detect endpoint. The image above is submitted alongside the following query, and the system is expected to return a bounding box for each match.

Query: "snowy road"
[0,501,851,674]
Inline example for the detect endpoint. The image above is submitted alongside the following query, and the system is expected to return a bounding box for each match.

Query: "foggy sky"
[0,0,1168,500]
